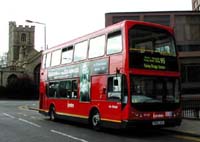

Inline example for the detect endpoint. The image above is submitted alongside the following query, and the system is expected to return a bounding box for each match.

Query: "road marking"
[18,105,28,110]
[18,105,39,113]
[31,116,36,119]
[18,118,41,128]
[51,129,88,142]
[2,113,15,119]
[17,112,28,117]
[175,135,200,142]
[23,114,27,117]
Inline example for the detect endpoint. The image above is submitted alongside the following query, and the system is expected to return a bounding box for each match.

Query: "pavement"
[164,119,200,137]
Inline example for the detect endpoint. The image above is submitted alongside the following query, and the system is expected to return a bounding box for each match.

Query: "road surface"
[0,100,199,142]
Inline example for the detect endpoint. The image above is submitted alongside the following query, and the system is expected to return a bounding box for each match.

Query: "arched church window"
[7,74,18,86]
[21,33,26,42]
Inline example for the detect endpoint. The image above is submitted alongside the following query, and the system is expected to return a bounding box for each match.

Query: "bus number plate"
[152,121,165,126]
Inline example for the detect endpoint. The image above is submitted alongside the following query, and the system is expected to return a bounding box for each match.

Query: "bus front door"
[103,76,123,123]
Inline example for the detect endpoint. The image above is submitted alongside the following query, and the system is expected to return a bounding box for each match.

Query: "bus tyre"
[91,110,101,130]
[49,106,56,121]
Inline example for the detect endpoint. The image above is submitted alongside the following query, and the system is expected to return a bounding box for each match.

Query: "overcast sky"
[0,0,192,56]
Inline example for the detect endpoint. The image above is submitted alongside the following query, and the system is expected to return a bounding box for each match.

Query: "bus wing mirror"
[114,79,118,86]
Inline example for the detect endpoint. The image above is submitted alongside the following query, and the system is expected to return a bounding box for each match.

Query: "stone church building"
[0,21,41,93]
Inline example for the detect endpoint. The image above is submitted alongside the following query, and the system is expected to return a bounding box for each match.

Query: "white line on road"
[18,118,41,128]
[2,113,15,119]
[31,116,36,119]
[51,129,88,142]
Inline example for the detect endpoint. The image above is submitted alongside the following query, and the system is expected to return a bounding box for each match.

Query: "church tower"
[8,21,35,67]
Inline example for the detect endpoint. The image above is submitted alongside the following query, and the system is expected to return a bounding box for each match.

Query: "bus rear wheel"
[90,110,101,130]
[49,106,56,121]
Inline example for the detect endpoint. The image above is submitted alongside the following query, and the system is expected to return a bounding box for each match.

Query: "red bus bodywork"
[39,20,181,129]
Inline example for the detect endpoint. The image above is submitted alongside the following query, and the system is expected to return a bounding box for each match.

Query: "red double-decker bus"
[39,20,181,129]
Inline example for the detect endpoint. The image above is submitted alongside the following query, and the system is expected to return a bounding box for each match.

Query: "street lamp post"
[25,20,46,50]
[0,68,3,86]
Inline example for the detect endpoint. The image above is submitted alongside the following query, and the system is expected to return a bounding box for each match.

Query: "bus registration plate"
[152,121,165,126]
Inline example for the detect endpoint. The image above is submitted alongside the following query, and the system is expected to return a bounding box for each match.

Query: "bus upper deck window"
[74,40,88,62]
[89,35,105,58]
[107,31,122,55]
[61,46,73,64]
[42,54,46,68]
[51,50,61,66]
[46,53,51,68]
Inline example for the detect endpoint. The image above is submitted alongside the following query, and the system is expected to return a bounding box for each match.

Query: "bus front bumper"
[121,118,182,128]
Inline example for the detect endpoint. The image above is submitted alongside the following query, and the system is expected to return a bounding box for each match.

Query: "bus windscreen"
[129,25,178,71]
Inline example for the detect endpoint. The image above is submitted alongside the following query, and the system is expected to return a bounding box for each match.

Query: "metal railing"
[182,95,200,120]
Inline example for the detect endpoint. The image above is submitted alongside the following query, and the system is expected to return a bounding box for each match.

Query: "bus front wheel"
[90,110,101,130]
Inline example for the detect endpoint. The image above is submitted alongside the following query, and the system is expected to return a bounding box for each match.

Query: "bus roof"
[43,20,174,54]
